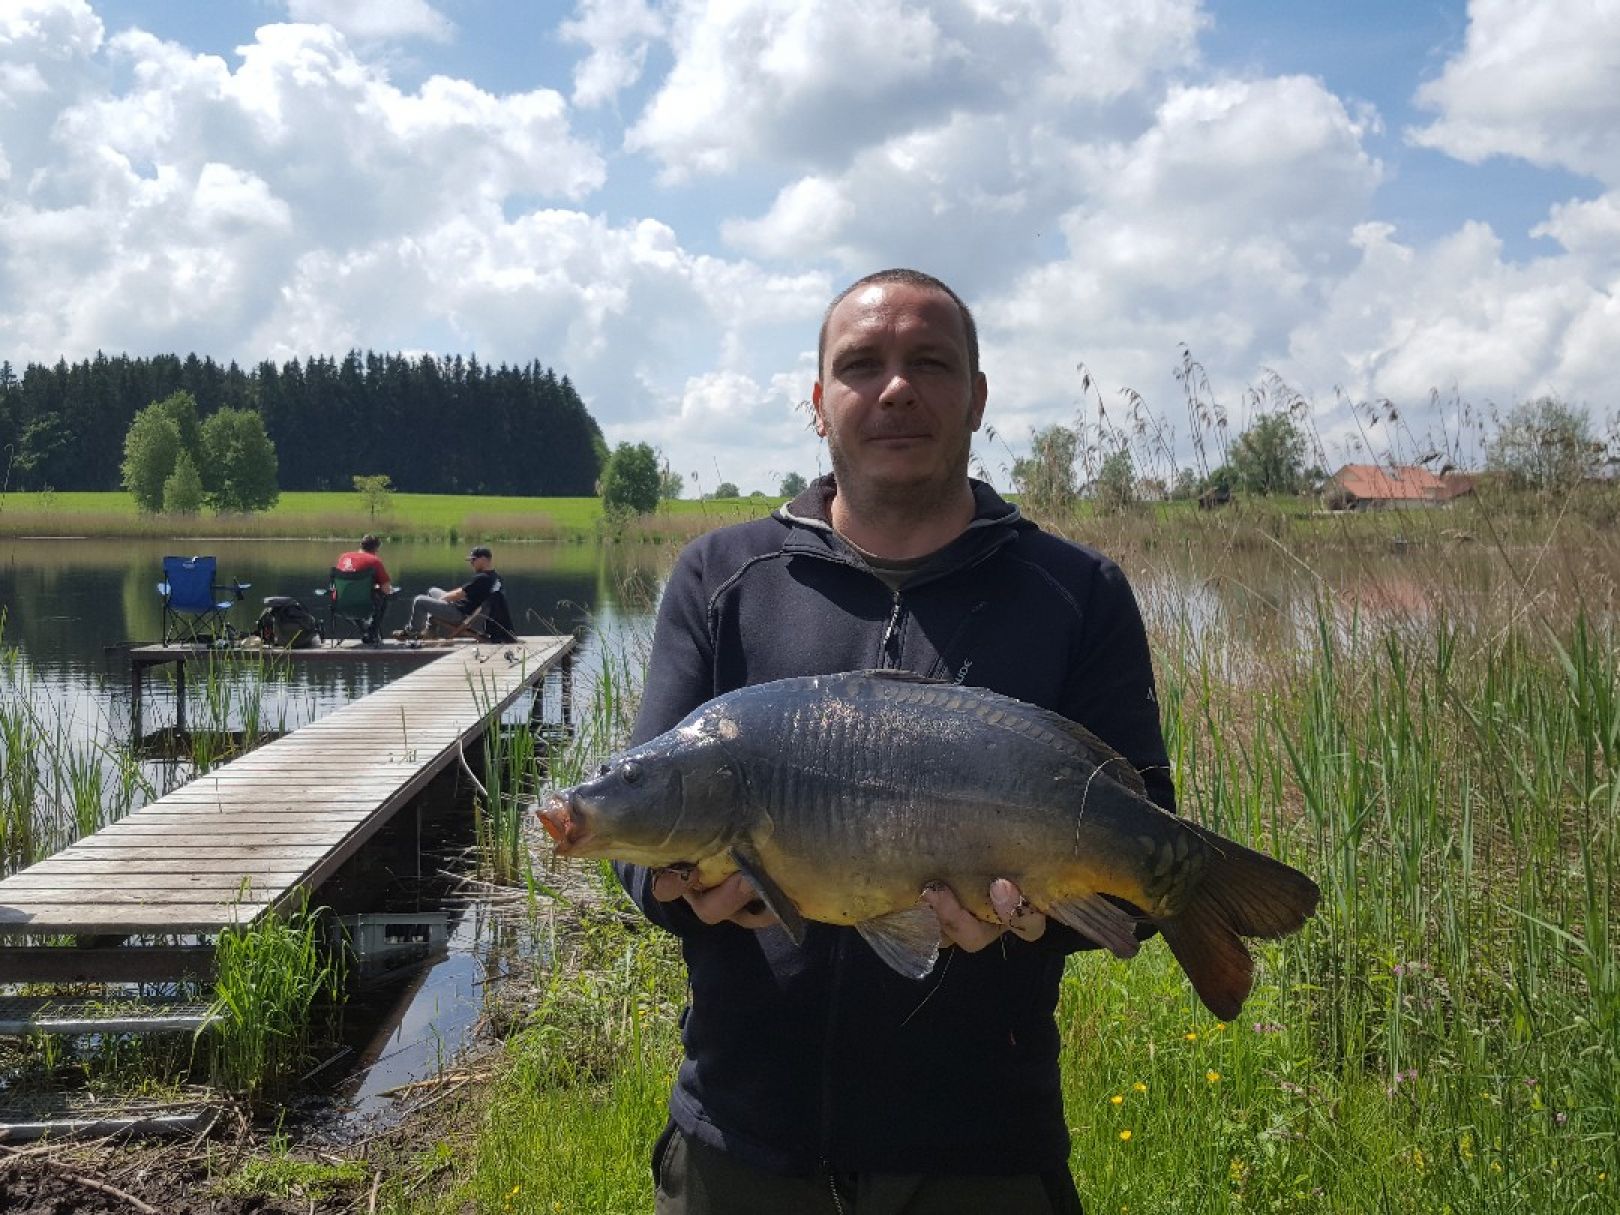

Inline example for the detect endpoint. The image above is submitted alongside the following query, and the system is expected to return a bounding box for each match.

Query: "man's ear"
[812,381,827,437]
[969,372,988,432]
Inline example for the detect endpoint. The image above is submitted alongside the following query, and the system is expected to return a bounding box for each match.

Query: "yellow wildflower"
[1132,1081,1147,1093]
[1119,1129,1133,1142]
[1184,1031,1199,1042]
[1206,1070,1222,1084]
[1490,1161,1503,1174]
[1110,1094,1124,1106]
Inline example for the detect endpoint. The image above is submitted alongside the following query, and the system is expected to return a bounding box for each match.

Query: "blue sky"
[3,0,1617,490]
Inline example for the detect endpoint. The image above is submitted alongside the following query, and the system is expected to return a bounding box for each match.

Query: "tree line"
[1012,395,1617,515]
[0,351,605,495]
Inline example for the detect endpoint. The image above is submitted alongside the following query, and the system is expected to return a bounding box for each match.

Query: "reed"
[205,897,345,1101]
[401,516,1618,1213]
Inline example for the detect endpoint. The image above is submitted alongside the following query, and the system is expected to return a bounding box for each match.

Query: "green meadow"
[0,490,775,543]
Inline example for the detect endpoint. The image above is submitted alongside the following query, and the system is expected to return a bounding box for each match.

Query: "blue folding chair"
[157,556,250,643]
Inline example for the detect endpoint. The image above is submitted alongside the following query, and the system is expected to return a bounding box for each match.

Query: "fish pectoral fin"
[855,907,942,980]
[729,845,807,945]
[1044,892,1142,960]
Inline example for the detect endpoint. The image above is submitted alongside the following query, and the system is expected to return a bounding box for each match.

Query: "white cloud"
[965,75,1381,421]
[0,20,606,362]
[1283,219,1620,463]
[284,0,453,44]
[1409,0,1620,184]
[626,0,1203,181]
[560,0,666,108]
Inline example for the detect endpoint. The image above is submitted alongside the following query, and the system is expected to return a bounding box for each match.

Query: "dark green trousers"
[652,1124,1083,1215]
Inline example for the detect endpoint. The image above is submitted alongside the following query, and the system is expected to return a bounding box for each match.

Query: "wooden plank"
[49,846,330,862]
[18,858,318,876]
[1,636,570,941]
[1,872,306,894]
[0,946,216,984]
[55,829,363,846]
[109,813,383,822]
[0,904,272,931]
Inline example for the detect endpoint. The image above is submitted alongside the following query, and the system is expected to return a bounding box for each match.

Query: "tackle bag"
[254,596,322,649]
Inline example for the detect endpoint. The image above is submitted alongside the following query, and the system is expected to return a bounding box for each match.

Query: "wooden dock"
[0,636,573,949]
[124,637,467,735]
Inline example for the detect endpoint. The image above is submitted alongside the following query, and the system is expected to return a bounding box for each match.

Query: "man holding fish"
[550,269,1315,1213]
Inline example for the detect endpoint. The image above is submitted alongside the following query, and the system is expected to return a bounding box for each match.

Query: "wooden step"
[0,996,218,1037]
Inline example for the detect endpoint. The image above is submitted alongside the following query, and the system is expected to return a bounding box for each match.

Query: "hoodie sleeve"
[1033,554,1175,958]
[613,540,717,936]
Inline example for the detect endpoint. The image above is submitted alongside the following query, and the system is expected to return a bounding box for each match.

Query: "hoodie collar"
[775,474,1027,574]
[778,474,1023,532]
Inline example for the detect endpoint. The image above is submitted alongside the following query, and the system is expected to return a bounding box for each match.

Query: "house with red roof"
[1326,464,1475,510]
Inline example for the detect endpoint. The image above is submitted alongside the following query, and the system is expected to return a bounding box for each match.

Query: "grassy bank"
[0,490,775,544]
[382,533,1618,1214]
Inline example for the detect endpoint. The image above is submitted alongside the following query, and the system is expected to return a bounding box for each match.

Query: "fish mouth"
[537,794,590,856]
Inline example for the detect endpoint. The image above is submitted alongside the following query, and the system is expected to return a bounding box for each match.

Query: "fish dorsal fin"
[855,906,942,980]
[1051,718,1149,798]
[1044,892,1143,959]
[855,670,1149,798]
[729,844,807,945]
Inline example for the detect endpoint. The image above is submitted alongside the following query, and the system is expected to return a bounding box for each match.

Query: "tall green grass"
[396,546,1618,1213]
[1052,602,1618,1212]
[0,640,155,874]
[206,898,345,1102]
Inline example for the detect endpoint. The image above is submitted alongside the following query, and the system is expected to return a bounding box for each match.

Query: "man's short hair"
[817,268,979,379]
[360,534,381,553]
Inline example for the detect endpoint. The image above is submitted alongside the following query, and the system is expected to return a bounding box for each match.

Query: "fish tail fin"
[1159,833,1320,1019]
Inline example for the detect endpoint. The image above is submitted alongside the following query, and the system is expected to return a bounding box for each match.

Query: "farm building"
[1326,464,1475,510]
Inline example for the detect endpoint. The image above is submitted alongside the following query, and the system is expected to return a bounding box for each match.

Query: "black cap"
[467,545,492,560]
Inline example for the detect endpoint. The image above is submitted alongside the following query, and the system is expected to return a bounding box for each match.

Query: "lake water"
[0,535,670,740]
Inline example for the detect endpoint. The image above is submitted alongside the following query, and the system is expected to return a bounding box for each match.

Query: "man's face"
[812,282,987,501]
[468,555,490,572]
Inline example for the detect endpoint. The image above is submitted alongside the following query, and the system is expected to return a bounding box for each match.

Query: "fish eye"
[621,761,643,787]
[596,763,610,777]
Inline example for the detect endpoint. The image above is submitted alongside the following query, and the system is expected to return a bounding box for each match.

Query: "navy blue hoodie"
[618,476,1174,1178]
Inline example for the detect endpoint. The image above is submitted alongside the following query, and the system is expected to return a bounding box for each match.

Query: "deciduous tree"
[1229,413,1305,495]
[353,473,394,521]
[600,442,662,515]
[1487,396,1602,491]
[162,449,205,514]
[1011,425,1078,517]
[121,404,182,512]
[202,407,280,513]
[1095,447,1135,514]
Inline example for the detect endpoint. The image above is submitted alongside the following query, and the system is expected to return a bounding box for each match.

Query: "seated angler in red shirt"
[335,533,395,643]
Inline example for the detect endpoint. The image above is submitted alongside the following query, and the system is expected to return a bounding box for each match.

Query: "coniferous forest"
[0,352,606,495]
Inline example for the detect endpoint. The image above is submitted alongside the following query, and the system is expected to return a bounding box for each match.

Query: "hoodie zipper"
[879,591,905,669]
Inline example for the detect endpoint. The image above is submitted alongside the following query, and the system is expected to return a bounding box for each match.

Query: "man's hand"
[651,868,781,929]
[920,878,1046,950]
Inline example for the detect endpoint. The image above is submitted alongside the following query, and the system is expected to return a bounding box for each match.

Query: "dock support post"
[175,659,187,734]
[560,650,573,734]
[131,661,144,741]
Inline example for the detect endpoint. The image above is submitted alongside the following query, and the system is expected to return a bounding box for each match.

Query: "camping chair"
[157,556,250,644]
[324,567,395,644]
[441,588,515,642]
